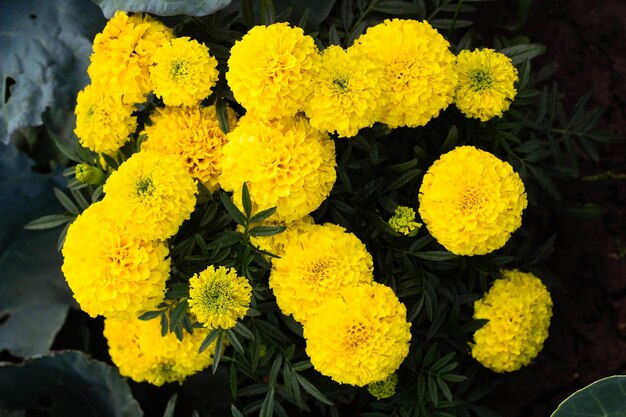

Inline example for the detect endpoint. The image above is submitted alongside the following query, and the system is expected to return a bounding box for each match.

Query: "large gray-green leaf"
[0,0,105,144]
[0,351,143,417]
[551,376,626,417]
[0,142,74,357]
[93,0,232,18]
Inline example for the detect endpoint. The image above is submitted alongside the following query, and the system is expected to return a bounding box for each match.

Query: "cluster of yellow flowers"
[63,9,546,390]
[268,223,411,387]
[471,270,553,372]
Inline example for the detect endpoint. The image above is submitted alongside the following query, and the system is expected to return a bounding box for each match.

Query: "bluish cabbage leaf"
[92,0,232,18]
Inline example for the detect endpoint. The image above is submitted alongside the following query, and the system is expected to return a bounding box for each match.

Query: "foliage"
[551,376,626,417]
[93,0,232,18]
[2,0,616,416]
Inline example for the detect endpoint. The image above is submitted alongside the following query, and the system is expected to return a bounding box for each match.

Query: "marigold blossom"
[61,201,169,319]
[74,83,137,154]
[353,19,458,128]
[103,151,197,241]
[219,115,336,223]
[455,49,518,121]
[418,146,527,255]
[88,11,173,104]
[150,37,219,106]
[388,206,422,236]
[270,223,374,323]
[304,45,383,138]
[304,283,411,386]
[104,316,216,386]
[188,266,252,330]
[142,105,237,191]
[226,23,320,119]
[471,270,553,372]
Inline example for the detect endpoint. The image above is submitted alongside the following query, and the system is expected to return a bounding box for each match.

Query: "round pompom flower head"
[103,151,197,241]
[352,19,458,128]
[455,49,519,121]
[418,146,527,255]
[304,45,383,138]
[471,270,553,372]
[150,37,219,106]
[367,373,399,400]
[219,115,336,223]
[142,105,238,191]
[61,201,170,319]
[74,83,137,154]
[226,23,320,119]
[104,316,217,386]
[304,283,412,386]
[188,266,252,330]
[270,223,374,323]
[89,11,173,104]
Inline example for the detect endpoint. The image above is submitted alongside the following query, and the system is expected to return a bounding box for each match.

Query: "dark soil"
[484,1,626,415]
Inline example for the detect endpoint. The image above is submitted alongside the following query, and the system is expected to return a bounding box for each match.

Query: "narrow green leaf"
[169,300,188,332]
[199,329,220,353]
[241,182,252,218]
[440,126,458,153]
[269,355,283,386]
[212,331,224,374]
[233,322,254,340]
[24,214,74,230]
[230,361,238,399]
[260,0,276,25]
[216,97,231,134]
[295,374,333,405]
[231,404,245,417]
[226,329,245,355]
[249,206,278,223]
[138,310,162,321]
[220,191,247,225]
[163,393,177,417]
[249,226,286,237]
[413,251,458,261]
[54,188,79,215]
[259,386,275,417]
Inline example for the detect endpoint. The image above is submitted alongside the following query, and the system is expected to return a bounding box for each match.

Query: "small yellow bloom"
[455,49,518,121]
[103,151,197,241]
[418,146,527,255]
[353,19,458,128]
[270,223,373,323]
[142,105,238,191]
[226,23,320,119]
[367,373,399,400]
[304,45,383,138]
[150,37,219,106]
[74,83,137,154]
[471,270,553,372]
[188,266,252,330]
[388,206,421,236]
[62,201,169,319]
[104,316,217,386]
[304,283,411,386]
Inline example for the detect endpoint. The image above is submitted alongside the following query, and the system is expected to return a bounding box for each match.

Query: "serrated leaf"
[226,329,245,355]
[259,386,275,417]
[54,187,79,215]
[500,43,546,65]
[249,226,286,237]
[220,191,247,226]
[250,207,278,223]
[200,329,220,353]
[93,0,231,18]
[24,214,74,230]
[295,374,333,405]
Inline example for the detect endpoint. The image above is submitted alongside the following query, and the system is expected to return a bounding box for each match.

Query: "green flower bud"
[75,163,106,185]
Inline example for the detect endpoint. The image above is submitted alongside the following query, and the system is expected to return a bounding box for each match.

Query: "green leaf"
[54,187,79,215]
[138,310,162,321]
[231,405,245,417]
[93,0,231,17]
[413,251,458,261]
[241,182,252,218]
[0,0,105,144]
[440,126,458,153]
[216,97,231,134]
[24,214,74,230]
[169,300,188,332]
[0,351,143,417]
[249,226,287,237]
[226,329,245,355]
[551,376,626,417]
[200,329,221,353]
[220,191,247,226]
[500,43,546,65]
[295,374,333,405]
[260,0,276,24]
[0,230,74,357]
[250,207,278,223]
[259,386,275,417]
[162,394,177,417]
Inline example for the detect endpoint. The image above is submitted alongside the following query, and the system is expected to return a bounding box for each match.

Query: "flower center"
[345,321,372,353]
[332,77,349,93]
[458,186,485,213]
[468,69,493,91]
[136,177,155,197]
[170,60,189,79]
[304,258,335,286]
[200,281,233,314]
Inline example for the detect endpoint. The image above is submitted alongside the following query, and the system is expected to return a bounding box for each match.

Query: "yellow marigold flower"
[226,23,320,119]
[74,83,137,154]
[270,223,373,323]
[219,115,336,223]
[388,206,422,236]
[367,373,399,400]
[103,151,197,241]
[247,215,314,258]
[188,266,252,330]
[142,105,238,191]
[471,270,553,372]
[61,201,169,319]
[353,19,458,128]
[89,11,173,104]
[104,316,216,386]
[304,283,411,386]
[150,37,219,106]
[455,49,518,121]
[418,146,527,255]
[304,45,383,138]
